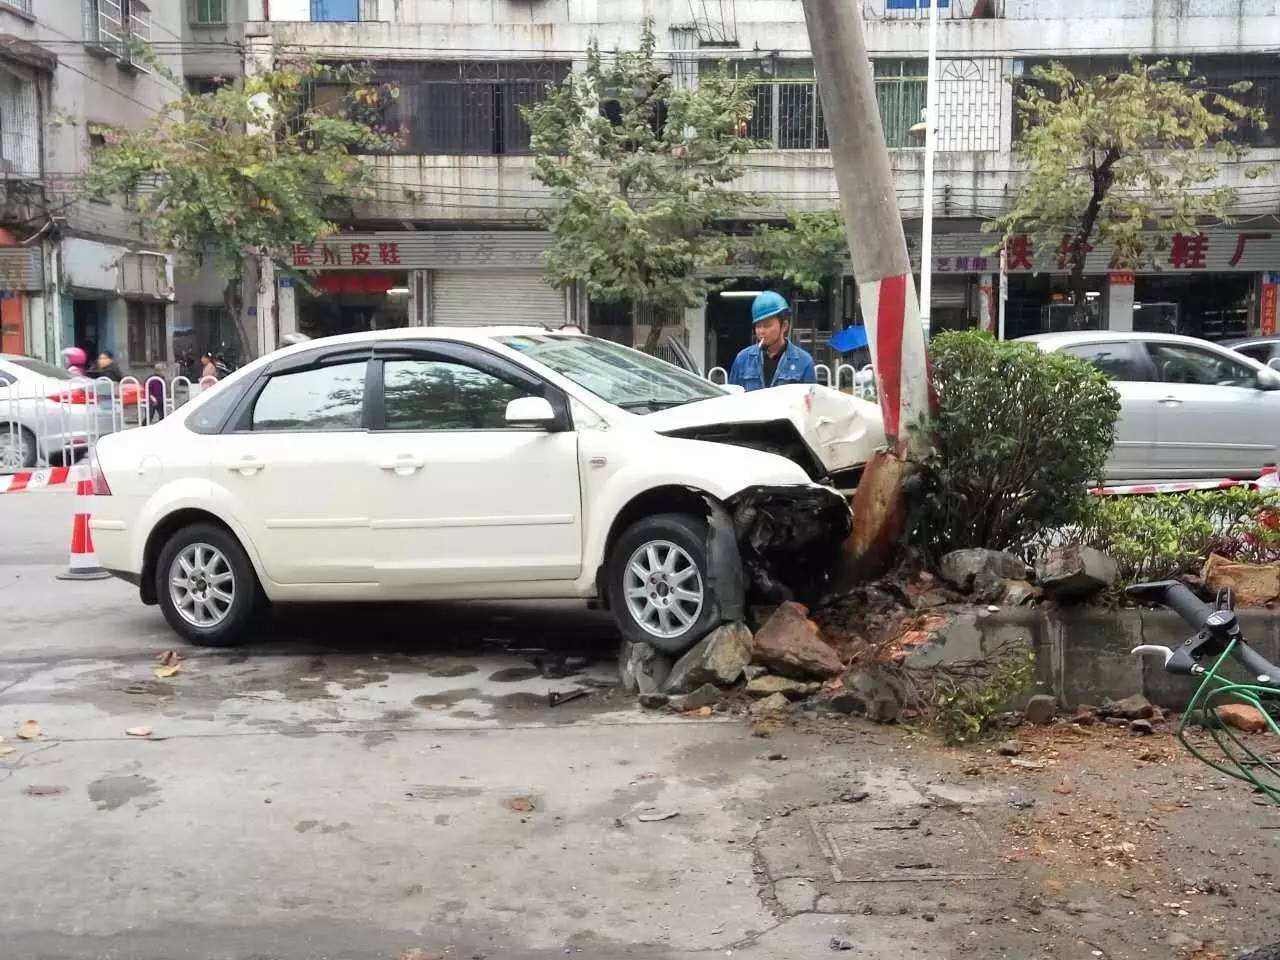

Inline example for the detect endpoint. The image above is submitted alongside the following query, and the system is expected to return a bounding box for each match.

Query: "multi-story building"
[185,0,1280,373]
[0,0,184,376]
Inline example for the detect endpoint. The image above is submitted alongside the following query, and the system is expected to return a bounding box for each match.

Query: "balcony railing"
[0,0,33,15]
[864,0,1003,18]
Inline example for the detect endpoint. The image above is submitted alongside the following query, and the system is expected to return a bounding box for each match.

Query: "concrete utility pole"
[800,0,934,576]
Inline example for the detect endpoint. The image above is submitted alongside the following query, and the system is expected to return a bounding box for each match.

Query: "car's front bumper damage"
[724,485,853,605]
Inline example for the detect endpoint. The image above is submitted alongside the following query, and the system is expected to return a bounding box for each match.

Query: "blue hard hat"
[751,291,789,324]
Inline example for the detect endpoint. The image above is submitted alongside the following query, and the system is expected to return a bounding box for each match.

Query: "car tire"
[608,512,722,655]
[0,425,36,472]
[155,523,263,647]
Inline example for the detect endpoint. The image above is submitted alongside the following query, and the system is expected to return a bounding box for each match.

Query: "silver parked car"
[0,354,116,472]
[1225,335,1280,370]
[1021,332,1280,481]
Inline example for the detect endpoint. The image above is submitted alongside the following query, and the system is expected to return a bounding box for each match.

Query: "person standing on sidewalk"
[728,291,817,392]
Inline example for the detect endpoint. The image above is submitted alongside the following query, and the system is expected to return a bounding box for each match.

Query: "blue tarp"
[829,325,869,353]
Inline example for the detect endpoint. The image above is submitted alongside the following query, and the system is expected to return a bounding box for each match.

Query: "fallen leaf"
[504,795,536,813]
[398,949,445,960]
[696,706,713,717]
[637,810,680,822]
[125,726,153,738]
[153,664,180,679]
[0,745,14,757]
[16,720,40,740]
[24,784,66,797]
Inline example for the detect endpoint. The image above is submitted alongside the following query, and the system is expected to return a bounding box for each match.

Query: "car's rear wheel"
[0,425,36,472]
[608,513,722,655]
[156,523,262,647]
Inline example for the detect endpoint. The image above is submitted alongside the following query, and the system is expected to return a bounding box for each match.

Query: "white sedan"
[89,328,884,651]
[1023,331,1280,481]
[1,354,116,472]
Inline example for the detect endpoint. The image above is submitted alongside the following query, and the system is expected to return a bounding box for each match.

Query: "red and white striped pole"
[56,478,110,581]
[801,0,933,578]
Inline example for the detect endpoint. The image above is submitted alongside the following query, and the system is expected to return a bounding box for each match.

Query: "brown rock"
[998,579,1043,606]
[1100,693,1154,721]
[750,692,792,716]
[998,739,1024,757]
[745,675,812,700]
[1202,553,1280,607]
[1035,545,1117,600]
[662,622,753,694]
[751,602,843,681]
[1024,694,1057,725]
[1216,703,1270,733]
[1071,705,1098,726]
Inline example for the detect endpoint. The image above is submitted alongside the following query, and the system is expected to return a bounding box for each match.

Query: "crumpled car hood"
[645,384,886,473]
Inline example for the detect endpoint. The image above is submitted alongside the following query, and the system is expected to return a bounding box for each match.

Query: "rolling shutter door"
[429,270,565,326]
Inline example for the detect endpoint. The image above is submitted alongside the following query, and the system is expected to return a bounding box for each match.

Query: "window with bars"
[0,72,38,177]
[874,59,928,148]
[0,0,33,15]
[84,0,152,70]
[189,0,226,23]
[127,301,166,364]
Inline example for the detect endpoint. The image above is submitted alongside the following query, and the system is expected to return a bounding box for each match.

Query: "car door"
[364,341,583,591]
[1142,340,1280,477]
[207,347,378,585]
[1056,341,1163,480]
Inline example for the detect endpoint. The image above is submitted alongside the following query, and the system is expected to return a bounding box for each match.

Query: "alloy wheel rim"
[169,543,236,628]
[623,539,704,640]
[0,432,30,471]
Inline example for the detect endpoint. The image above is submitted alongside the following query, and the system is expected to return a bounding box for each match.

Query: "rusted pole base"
[832,449,914,592]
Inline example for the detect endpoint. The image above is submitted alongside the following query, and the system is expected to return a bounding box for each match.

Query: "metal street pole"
[800,0,934,578]
[919,0,940,339]
[998,245,1008,339]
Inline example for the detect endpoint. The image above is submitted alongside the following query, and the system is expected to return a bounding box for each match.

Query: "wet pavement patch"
[492,692,546,710]
[412,689,480,710]
[424,663,479,678]
[87,774,158,812]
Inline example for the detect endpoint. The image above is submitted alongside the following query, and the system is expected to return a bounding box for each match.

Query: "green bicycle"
[1130,580,1280,960]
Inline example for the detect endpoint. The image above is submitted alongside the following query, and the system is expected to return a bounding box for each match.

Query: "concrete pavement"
[3,493,1280,959]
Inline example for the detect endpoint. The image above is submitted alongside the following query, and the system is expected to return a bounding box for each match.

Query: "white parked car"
[1023,331,1280,481]
[89,328,885,651]
[0,354,116,472]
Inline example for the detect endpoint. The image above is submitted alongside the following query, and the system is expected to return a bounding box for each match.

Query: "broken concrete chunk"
[669,683,723,712]
[1215,703,1270,733]
[1023,694,1057,726]
[828,669,901,724]
[751,602,843,680]
[1128,719,1154,735]
[998,579,1043,607]
[745,675,812,701]
[750,692,792,716]
[638,693,669,710]
[1202,553,1280,607]
[1035,545,1117,601]
[619,640,673,696]
[998,739,1024,757]
[662,622,753,694]
[1099,693,1154,721]
[939,549,1030,594]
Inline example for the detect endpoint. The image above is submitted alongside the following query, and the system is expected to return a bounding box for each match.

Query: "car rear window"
[8,357,72,380]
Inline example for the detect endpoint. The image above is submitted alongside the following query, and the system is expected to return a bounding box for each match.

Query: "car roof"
[1224,335,1280,347]
[1017,331,1242,350]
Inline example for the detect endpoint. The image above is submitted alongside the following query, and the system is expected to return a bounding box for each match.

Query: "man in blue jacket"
[728,291,817,391]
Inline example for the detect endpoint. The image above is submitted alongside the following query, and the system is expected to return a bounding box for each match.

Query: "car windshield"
[497,334,724,413]
[7,357,72,380]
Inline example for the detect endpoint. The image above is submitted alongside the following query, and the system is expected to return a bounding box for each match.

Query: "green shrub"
[1073,487,1280,587]
[908,331,1120,557]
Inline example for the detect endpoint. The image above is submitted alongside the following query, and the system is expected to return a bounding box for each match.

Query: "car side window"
[1058,343,1148,382]
[250,361,367,432]
[1236,344,1273,364]
[382,358,539,431]
[1146,343,1256,387]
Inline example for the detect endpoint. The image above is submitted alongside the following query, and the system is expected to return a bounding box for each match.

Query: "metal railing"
[704,362,877,401]
[1,375,217,474]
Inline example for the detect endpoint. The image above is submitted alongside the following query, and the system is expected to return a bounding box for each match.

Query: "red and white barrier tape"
[0,465,87,495]
[1092,467,1280,497]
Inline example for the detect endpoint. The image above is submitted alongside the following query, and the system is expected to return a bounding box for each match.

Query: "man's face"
[754,315,788,353]
[96,353,111,368]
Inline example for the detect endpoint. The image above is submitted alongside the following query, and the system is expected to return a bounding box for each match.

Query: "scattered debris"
[1035,545,1117,601]
[765,752,788,761]
[838,790,870,803]
[750,692,792,716]
[16,720,40,740]
[669,683,722,712]
[998,739,1024,757]
[662,622,753,694]
[1216,703,1270,733]
[156,649,181,667]
[638,692,669,710]
[829,936,854,951]
[751,602,843,680]
[829,669,902,724]
[745,674,813,700]
[398,949,446,960]
[1128,718,1154,735]
[1071,705,1098,726]
[1009,758,1046,770]
[504,796,537,814]
[998,579,1042,606]
[0,745,13,758]
[619,640,672,695]
[1098,694,1154,722]
[1024,694,1058,726]
[636,810,679,822]
[547,689,588,708]
[125,726,153,738]
[940,548,1030,596]
[24,784,66,797]
[743,665,768,681]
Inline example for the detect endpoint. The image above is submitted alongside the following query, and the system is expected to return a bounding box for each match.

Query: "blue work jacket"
[728,340,817,392]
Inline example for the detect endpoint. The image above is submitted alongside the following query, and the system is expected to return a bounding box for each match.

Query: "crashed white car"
[89,328,885,652]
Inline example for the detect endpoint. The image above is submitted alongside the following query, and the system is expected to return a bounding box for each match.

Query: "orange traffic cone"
[56,479,111,581]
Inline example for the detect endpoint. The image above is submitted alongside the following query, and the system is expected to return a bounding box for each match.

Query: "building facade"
[0,0,184,377]
[184,0,1280,371]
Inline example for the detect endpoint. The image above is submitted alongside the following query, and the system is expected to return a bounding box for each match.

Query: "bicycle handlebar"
[1126,580,1213,631]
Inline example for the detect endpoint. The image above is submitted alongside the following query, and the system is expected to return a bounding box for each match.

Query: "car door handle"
[1158,396,1184,406]
[379,454,425,476]
[229,456,265,476]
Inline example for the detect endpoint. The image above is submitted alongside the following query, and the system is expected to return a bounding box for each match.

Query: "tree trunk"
[641,301,668,354]
[1069,147,1120,330]
[222,274,248,363]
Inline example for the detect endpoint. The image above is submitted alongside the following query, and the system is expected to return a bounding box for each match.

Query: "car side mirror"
[1258,368,1280,391]
[505,395,558,428]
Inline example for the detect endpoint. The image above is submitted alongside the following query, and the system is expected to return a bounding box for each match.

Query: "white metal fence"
[1,375,217,474]
[706,362,878,401]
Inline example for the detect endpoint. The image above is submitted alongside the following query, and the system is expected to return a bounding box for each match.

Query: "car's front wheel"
[608,513,722,655]
[155,523,262,646]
